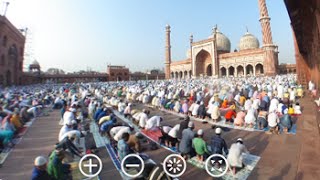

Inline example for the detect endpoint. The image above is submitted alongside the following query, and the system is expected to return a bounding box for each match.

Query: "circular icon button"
[121,154,145,178]
[79,154,103,178]
[205,154,229,177]
[163,154,187,178]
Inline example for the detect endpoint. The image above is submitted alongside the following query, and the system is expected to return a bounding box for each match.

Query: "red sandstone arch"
[255,63,264,75]
[195,50,212,76]
[246,64,254,76]
[237,65,244,77]
[220,67,227,76]
[207,64,212,76]
[6,70,11,86]
[228,66,235,76]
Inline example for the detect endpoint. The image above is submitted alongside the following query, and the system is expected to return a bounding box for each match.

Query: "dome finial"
[246,26,248,33]
[212,24,218,34]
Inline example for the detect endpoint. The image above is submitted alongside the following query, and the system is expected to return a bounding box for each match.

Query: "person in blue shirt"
[96,108,109,122]
[31,156,52,180]
[210,128,228,155]
[279,114,293,133]
[94,106,103,121]
[100,117,117,136]
[117,132,130,161]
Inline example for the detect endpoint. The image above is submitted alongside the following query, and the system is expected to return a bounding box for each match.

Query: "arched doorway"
[195,50,211,76]
[237,65,244,77]
[117,76,122,81]
[255,64,264,75]
[189,70,192,78]
[184,71,188,79]
[228,66,235,76]
[246,64,254,76]
[175,72,178,79]
[6,70,11,86]
[179,71,183,79]
[220,67,227,76]
[171,72,174,79]
[206,64,212,76]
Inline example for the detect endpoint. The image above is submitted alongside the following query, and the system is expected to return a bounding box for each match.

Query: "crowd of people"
[115,75,303,134]
[0,74,318,179]
[0,86,48,150]
[28,86,91,180]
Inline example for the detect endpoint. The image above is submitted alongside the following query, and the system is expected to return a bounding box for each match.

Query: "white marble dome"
[209,30,231,52]
[239,32,260,51]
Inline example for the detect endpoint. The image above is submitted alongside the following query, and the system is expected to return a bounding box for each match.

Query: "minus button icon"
[125,164,140,168]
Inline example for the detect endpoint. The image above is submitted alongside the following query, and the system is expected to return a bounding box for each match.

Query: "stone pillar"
[258,0,277,76]
[165,25,171,79]
[235,67,238,77]
[226,67,229,77]
[244,65,247,77]
[253,66,256,76]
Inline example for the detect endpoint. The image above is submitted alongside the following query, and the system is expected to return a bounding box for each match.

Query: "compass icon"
[163,154,187,177]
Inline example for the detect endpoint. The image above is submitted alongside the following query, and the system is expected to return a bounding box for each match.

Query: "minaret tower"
[258,0,278,75]
[165,24,171,79]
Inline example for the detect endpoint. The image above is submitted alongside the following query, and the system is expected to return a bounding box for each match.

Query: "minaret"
[165,24,171,79]
[213,25,219,77]
[258,0,278,75]
[189,34,193,78]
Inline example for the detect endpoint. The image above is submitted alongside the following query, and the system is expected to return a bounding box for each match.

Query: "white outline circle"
[163,154,187,178]
[121,154,145,178]
[79,154,103,178]
[205,154,229,178]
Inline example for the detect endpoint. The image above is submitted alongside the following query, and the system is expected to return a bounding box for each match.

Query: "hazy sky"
[4,0,294,73]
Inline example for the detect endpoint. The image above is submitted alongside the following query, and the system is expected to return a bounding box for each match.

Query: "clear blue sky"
[5,0,294,73]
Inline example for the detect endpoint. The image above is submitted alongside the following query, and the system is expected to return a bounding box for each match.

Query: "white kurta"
[227,142,249,168]
[145,116,161,130]
[63,111,75,125]
[58,125,72,141]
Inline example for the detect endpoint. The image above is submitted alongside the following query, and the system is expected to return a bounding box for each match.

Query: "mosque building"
[165,0,280,79]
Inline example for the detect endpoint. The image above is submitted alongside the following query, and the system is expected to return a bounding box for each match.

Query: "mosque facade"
[165,0,280,79]
[0,16,25,86]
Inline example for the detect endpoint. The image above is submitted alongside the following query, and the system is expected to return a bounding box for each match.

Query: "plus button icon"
[83,158,98,173]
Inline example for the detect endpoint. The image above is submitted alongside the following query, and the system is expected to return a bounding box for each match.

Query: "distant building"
[278,63,296,74]
[130,69,165,81]
[0,15,25,86]
[107,65,129,81]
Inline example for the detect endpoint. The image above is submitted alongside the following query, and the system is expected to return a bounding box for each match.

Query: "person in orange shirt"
[239,95,246,106]
[221,99,228,109]
[225,109,237,123]
[11,113,23,130]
